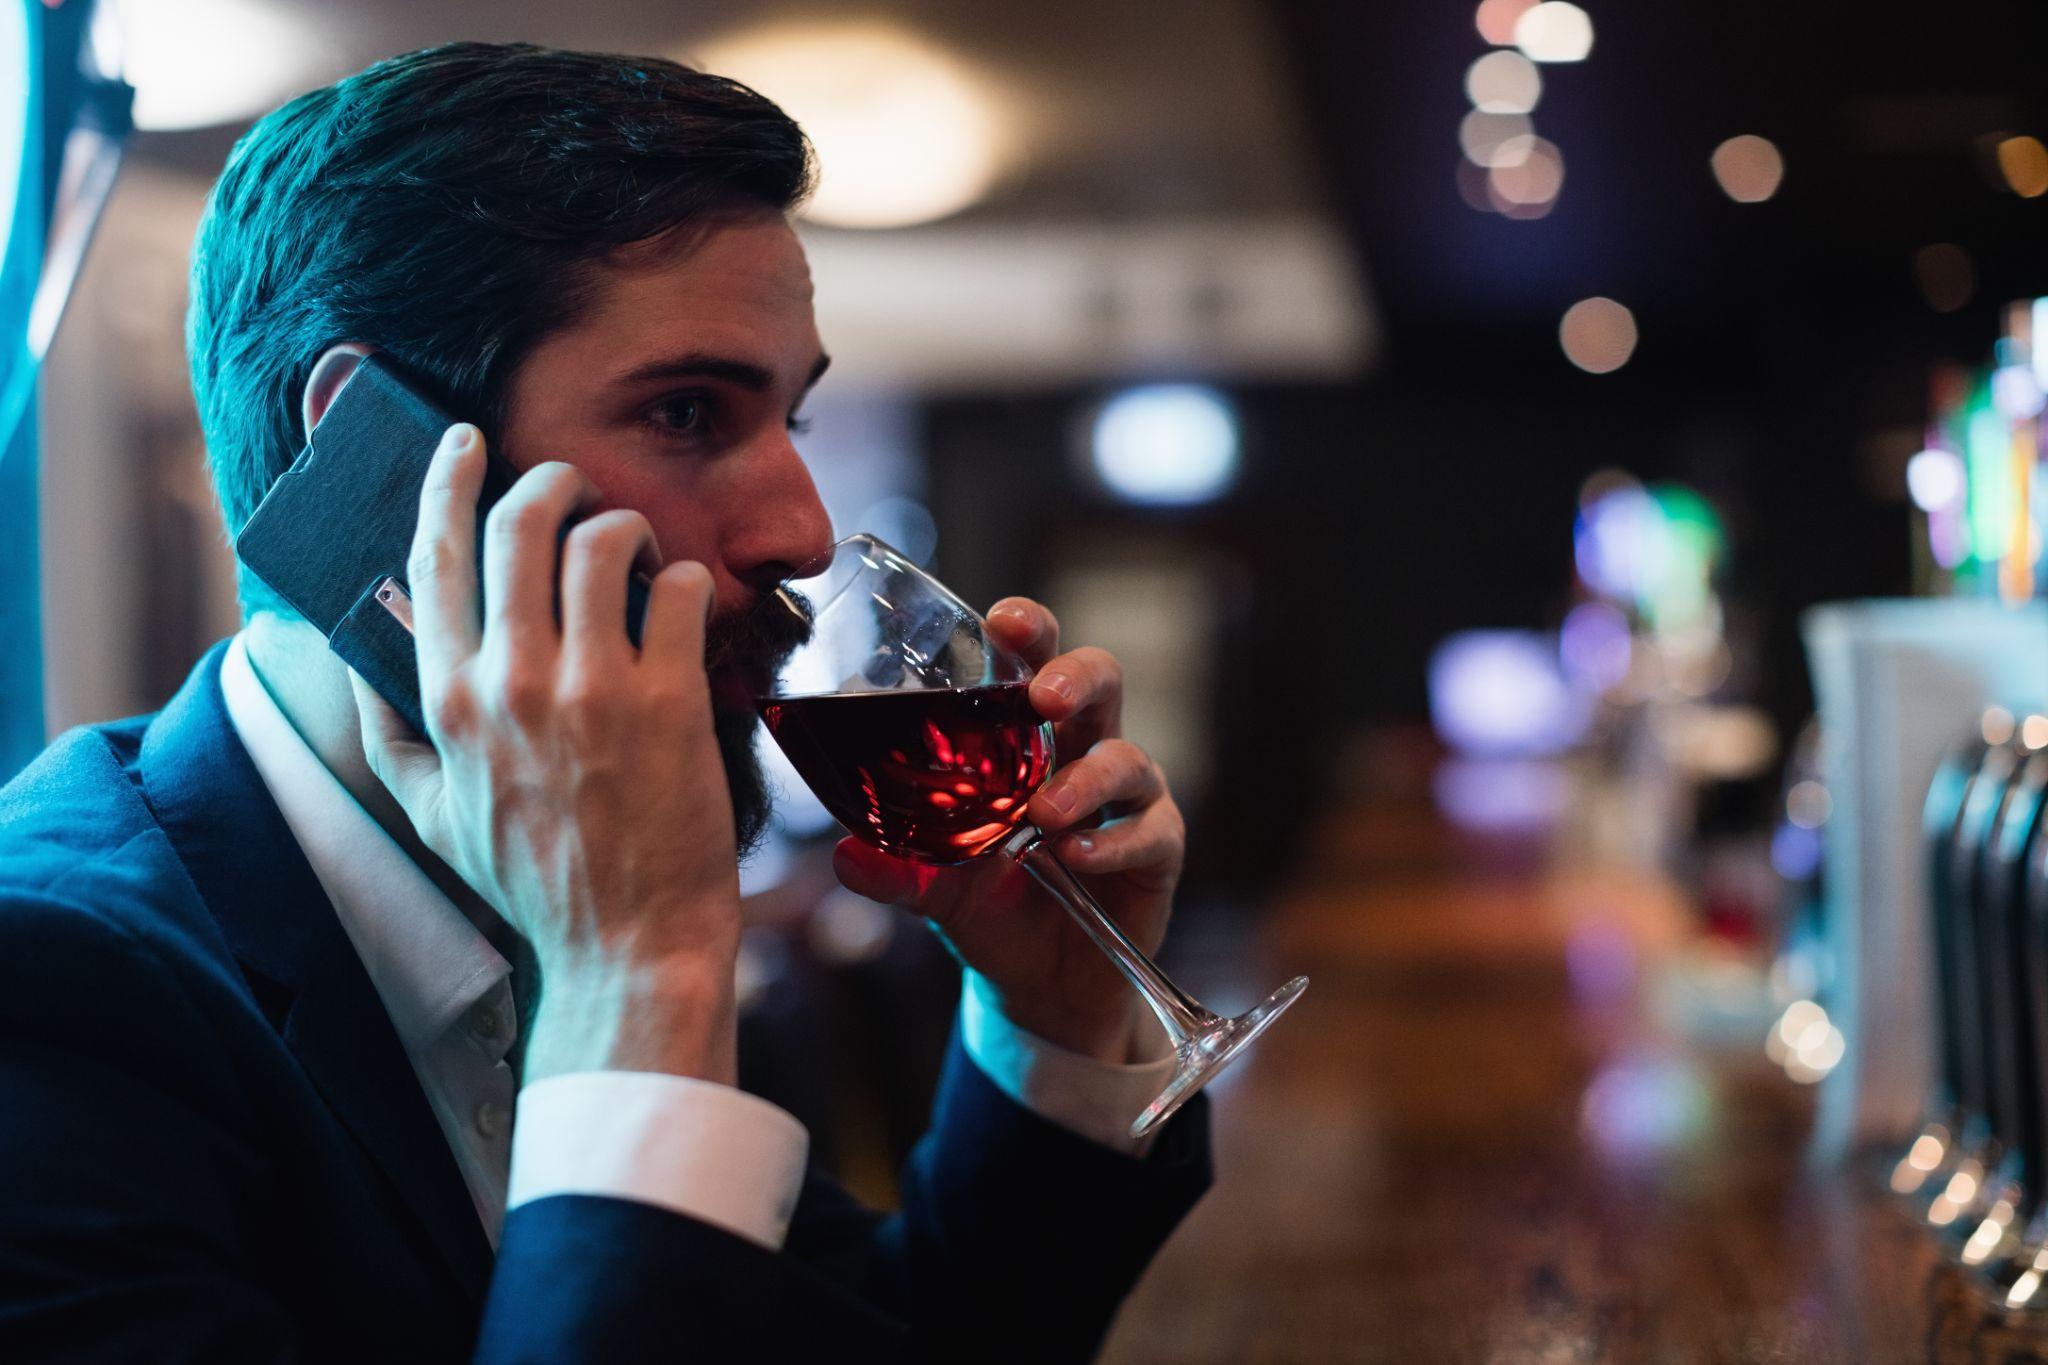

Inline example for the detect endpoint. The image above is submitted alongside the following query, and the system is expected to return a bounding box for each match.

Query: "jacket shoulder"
[0,718,246,1010]
[0,719,156,894]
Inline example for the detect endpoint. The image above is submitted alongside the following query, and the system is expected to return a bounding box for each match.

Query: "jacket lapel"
[136,641,493,1302]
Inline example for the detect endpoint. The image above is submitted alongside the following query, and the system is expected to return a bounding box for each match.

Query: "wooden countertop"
[1099,793,2038,1363]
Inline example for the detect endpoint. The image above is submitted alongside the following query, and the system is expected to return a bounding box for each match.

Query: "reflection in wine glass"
[751,533,1307,1138]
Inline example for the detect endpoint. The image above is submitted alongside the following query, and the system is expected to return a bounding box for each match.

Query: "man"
[0,41,1210,1363]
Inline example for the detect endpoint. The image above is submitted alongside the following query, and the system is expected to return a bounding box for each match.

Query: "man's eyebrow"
[614,351,833,396]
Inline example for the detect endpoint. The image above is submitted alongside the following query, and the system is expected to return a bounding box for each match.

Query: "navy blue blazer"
[0,644,1210,1362]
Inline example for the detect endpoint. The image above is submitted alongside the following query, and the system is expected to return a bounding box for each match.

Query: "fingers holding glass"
[987,596,1059,668]
[1030,737,1163,833]
[1030,645,1125,754]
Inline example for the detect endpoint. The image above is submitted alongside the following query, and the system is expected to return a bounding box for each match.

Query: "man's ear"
[301,342,376,443]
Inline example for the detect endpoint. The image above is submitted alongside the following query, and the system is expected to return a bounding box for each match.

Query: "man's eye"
[651,396,706,434]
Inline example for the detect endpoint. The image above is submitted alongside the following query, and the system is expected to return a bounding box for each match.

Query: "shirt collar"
[218,633,511,1058]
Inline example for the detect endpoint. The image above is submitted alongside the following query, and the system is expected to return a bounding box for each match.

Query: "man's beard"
[712,703,773,859]
[703,593,812,859]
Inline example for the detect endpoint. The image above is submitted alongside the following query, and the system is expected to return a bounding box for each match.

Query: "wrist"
[523,949,739,1086]
[970,972,1159,1066]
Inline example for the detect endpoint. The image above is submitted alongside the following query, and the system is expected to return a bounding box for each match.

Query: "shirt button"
[474,1101,509,1138]
[470,1006,502,1040]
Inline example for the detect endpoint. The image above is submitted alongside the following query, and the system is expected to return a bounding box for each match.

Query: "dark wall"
[917,352,1909,889]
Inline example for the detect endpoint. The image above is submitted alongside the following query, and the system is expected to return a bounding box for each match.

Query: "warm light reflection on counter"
[1888,1130,1949,1195]
[1927,1159,1984,1227]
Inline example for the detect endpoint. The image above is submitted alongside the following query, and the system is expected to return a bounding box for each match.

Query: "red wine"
[759,683,1055,865]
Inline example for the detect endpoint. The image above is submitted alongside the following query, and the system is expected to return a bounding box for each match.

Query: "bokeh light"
[1964,380,2013,560]
[1513,2,1595,63]
[1913,243,1976,313]
[1488,136,1563,210]
[1905,447,1964,512]
[1460,110,1534,167]
[1929,502,1969,568]
[1994,364,2045,420]
[1985,707,2017,746]
[1709,135,1784,204]
[1559,297,1637,374]
[117,0,329,130]
[1455,158,1497,212]
[1573,480,1725,633]
[1432,756,1569,832]
[1785,779,1831,829]
[1564,921,1637,1006]
[1089,384,1240,507]
[1465,50,1543,115]
[1574,482,1661,600]
[1428,631,1590,756]
[1766,1000,1846,1085]
[1580,1053,1710,1162]
[1771,823,1823,881]
[1998,135,2048,198]
[1474,0,1539,46]
[1558,601,1633,692]
[2034,300,2048,388]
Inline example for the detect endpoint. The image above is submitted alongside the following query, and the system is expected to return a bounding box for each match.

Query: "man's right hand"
[346,422,743,1086]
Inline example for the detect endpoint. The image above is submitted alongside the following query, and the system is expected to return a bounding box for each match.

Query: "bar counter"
[1099,785,2020,1363]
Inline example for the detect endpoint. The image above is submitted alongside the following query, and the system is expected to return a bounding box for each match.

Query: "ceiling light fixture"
[694,22,1007,230]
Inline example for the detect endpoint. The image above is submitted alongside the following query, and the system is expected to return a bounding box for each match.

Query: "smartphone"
[236,354,649,735]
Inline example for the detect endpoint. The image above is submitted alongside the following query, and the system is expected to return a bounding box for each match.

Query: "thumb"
[831,837,938,908]
[346,670,445,815]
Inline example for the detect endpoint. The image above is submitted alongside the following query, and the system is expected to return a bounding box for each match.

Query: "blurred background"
[14,0,2048,1358]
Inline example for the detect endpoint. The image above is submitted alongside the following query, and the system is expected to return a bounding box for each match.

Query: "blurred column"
[38,162,226,732]
[1045,534,1224,807]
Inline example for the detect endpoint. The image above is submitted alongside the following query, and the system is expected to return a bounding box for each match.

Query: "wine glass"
[750,533,1308,1139]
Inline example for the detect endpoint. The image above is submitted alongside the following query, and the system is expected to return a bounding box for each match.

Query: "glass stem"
[1000,824,1217,1046]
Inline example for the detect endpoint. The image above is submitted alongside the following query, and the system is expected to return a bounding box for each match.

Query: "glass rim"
[768,530,970,626]
[755,530,1033,701]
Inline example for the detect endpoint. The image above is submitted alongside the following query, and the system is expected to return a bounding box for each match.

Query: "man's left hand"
[830,597,1183,1065]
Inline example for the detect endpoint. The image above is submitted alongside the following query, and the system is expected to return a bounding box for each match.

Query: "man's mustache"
[702,588,813,675]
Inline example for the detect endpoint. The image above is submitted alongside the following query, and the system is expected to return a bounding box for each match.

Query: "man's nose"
[726,438,835,598]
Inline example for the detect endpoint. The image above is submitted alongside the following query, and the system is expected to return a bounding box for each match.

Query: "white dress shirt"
[217,634,1172,1252]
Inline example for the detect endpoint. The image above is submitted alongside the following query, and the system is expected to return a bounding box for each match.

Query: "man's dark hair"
[187,42,814,613]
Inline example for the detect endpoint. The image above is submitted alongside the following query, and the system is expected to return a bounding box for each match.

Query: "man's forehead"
[571,212,818,367]
[604,212,813,309]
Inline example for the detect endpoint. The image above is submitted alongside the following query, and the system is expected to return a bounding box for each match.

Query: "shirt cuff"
[958,970,1177,1156]
[509,1072,808,1250]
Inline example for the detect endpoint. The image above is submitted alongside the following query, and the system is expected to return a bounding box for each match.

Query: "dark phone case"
[235,355,647,735]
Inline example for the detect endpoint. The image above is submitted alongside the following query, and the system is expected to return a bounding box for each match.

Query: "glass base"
[1129,975,1309,1140]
